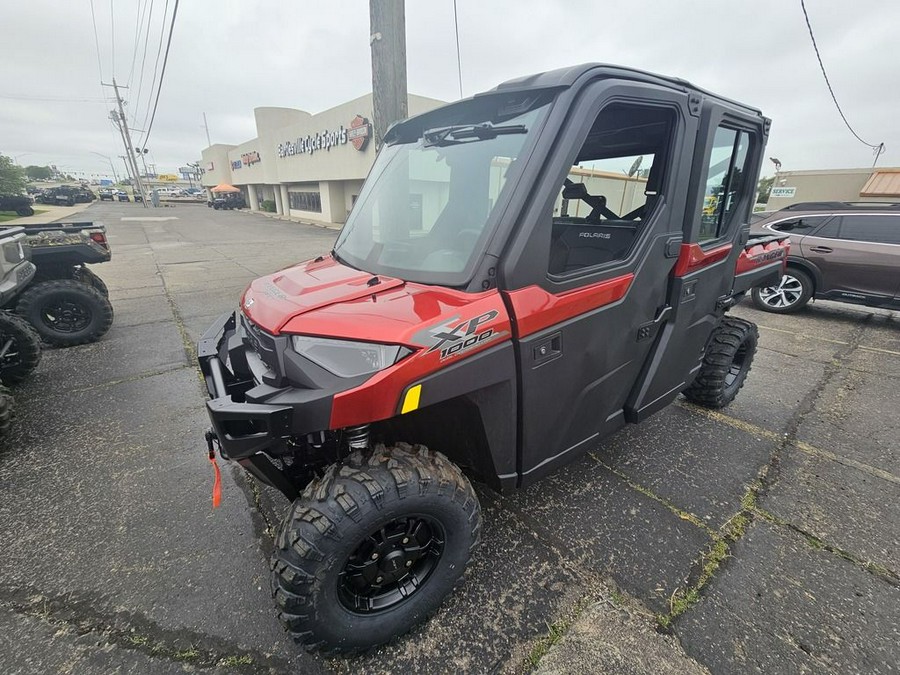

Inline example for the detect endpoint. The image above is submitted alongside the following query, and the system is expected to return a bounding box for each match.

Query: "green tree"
[0,155,27,194]
[24,165,52,181]
[756,175,774,204]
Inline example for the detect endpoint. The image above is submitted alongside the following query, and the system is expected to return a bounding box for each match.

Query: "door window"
[837,215,900,245]
[547,103,676,275]
[698,127,751,243]
[768,216,829,233]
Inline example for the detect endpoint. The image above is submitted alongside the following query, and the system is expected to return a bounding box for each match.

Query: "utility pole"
[104,78,148,207]
[369,0,408,149]
[119,155,135,188]
[202,112,212,147]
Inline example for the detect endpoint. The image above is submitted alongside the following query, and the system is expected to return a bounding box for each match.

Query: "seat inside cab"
[549,104,674,275]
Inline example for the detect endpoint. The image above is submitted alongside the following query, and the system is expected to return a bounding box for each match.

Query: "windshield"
[333,94,552,285]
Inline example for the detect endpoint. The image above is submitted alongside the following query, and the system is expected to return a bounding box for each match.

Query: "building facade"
[766,167,900,210]
[201,94,445,225]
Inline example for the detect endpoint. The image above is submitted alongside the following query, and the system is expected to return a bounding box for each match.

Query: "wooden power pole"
[369,0,408,149]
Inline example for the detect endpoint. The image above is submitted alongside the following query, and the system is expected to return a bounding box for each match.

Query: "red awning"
[211,183,241,193]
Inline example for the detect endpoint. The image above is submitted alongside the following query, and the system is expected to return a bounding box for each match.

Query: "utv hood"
[241,255,506,348]
[241,256,406,334]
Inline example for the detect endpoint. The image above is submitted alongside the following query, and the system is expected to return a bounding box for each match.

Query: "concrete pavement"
[0,201,896,674]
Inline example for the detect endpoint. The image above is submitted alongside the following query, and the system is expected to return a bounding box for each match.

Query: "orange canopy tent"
[211,184,241,193]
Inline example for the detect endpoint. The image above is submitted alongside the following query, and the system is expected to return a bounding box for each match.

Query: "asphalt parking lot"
[1,202,897,674]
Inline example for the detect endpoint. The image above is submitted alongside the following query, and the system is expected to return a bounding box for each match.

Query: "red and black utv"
[198,63,788,653]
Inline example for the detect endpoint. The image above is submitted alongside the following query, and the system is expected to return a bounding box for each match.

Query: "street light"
[90,151,120,184]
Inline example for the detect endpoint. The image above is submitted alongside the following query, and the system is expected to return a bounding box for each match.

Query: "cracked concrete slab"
[763,449,900,574]
[676,520,900,675]
[504,455,712,614]
[601,405,772,529]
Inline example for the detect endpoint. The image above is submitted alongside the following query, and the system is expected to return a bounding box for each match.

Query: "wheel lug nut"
[405,560,412,567]
[402,537,409,544]
[371,553,379,560]
[375,576,383,583]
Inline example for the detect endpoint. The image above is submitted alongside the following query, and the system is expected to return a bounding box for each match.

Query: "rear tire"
[16,280,113,347]
[751,268,812,313]
[16,206,34,217]
[0,313,41,384]
[270,443,481,654]
[0,384,12,437]
[683,317,758,409]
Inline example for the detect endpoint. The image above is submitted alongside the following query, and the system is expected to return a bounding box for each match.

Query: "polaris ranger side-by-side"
[198,63,788,653]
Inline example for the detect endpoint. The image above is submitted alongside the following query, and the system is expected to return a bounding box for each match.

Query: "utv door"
[497,81,697,485]
[625,100,766,421]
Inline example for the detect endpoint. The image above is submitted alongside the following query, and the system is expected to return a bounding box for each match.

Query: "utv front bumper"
[198,311,354,462]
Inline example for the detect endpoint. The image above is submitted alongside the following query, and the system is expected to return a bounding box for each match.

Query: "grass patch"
[0,209,47,222]
[526,619,570,668]
[174,646,200,660]
[218,655,254,667]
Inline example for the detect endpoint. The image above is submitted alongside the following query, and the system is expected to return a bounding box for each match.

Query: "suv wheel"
[271,443,481,654]
[751,269,812,313]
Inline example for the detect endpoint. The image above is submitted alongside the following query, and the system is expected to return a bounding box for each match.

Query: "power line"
[131,0,157,125]
[799,0,884,161]
[128,0,150,86]
[89,0,104,81]
[138,0,170,138]
[110,0,116,77]
[139,0,179,149]
[0,93,107,103]
[453,0,463,98]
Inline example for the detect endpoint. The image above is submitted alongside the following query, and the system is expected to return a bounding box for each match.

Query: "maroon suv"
[750,202,900,313]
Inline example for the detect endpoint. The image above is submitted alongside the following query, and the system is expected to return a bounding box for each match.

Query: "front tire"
[16,206,34,217]
[751,268,812,313]
[16,280,114,347]
[683,317,758,409]
[0,383,12,437]
[0,313,41,384]
[271,443,481,654]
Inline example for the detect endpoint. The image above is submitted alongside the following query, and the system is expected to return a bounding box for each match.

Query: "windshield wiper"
[423,122,527,147]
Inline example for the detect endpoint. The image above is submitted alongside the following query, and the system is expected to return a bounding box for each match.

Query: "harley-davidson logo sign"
[347,115,371,151]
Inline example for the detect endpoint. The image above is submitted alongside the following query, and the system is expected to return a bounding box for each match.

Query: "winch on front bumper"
[197,311,369,467]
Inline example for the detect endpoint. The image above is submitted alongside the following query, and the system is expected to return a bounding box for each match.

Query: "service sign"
[770,187,796,198]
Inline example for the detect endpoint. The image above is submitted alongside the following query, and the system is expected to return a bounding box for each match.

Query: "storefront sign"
[158,174,179,182]
[232,160,243,170]
[242,151,261,166]
[770,187,796,198]
[277,115,372,158]
[206,161,214,171]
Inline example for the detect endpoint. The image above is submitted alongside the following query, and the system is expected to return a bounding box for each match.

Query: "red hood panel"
[242,256,405,333]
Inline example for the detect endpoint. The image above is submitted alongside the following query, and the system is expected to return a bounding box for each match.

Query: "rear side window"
[836,215,900,245]
[698,127,752,243]
[769,216,829,233]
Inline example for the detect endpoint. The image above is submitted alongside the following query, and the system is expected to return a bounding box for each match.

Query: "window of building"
[698,127,751,243]
[547,102,675,276]
[836,215,900,245]
[289,191,322,213]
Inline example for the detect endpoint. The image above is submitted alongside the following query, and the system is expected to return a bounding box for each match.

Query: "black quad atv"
[0,194,35,217]
[197,63,789,653]
[1,222,114,346]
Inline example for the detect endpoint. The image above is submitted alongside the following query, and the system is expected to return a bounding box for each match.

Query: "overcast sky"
[1,0,896,179]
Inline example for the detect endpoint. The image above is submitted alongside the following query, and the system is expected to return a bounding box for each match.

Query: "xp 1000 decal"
[415,310,509,361]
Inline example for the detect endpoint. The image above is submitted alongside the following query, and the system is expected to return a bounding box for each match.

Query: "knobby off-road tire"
[0,383,12,437]
[16,206,34,217]
[0,312,41,384]
[16,280,113,347]
[34,265,110,297]
[683,317,758,409]
[271,443,482,654]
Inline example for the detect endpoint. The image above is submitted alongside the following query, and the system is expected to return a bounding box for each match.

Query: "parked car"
[116,191,130,202]
[212,193,245,210]
[750,202,900,312]
[98,188,116,201]
[0,194,35,217]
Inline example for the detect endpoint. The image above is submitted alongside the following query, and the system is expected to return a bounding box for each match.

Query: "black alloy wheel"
[337,514,445,614]
[270,444,481,654]
[16,280,114,347]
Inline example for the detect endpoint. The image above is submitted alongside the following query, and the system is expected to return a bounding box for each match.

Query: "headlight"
[291,336,412,378]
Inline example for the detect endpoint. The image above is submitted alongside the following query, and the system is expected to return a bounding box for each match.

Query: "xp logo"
[425,310,505,360]
[348,115,372,151]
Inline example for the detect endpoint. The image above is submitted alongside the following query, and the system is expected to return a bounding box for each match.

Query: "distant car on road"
[750,202,900,313]
[116,191,130,202]
[98,188,116,202]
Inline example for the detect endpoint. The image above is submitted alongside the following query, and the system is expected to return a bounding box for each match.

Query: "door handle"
[809,246,833,253]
